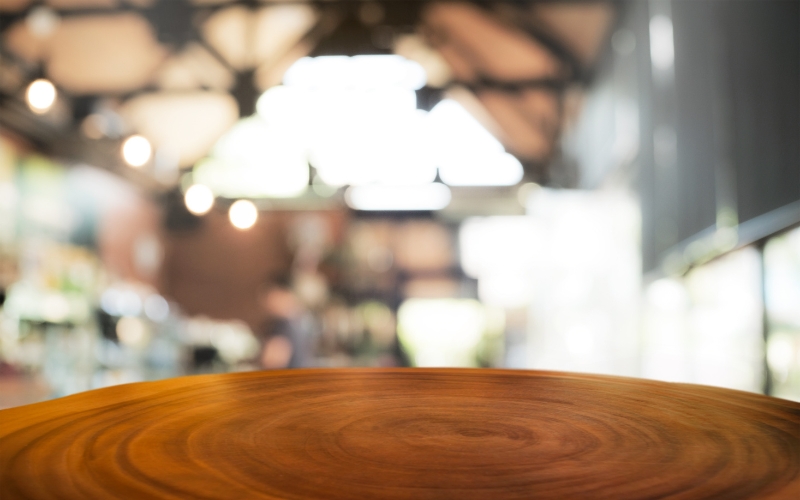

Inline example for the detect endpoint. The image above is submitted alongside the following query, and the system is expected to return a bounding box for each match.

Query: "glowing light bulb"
[122,135,152,167]
[184,184,214,215]
[26,79,56,113]
[229,200,258,229]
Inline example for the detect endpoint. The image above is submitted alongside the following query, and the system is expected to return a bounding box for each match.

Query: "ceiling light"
[122,135,152,167]
[229,199,258,229]
[345,184,451,211]
[184,184,215,215]
[25,79,56,114]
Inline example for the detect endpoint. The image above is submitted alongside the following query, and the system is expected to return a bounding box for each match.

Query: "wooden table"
[1,369,799,499]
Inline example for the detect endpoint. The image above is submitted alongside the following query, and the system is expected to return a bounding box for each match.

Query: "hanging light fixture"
[228,199,258,229]
[25,79,57,114]
[122,135,152,167]
[184,184,215,215]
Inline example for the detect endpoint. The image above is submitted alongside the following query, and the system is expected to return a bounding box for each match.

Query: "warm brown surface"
[1,369,799,499]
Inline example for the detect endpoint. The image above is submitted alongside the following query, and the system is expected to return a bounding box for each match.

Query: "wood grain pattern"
[1,369,799,499]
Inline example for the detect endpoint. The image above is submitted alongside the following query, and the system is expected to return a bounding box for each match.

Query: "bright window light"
[229,199,258,230]
[345,184,451,211]
[646,278,689,312]
[478,272,532,309]
[251,56,437,189]
[397,298,487,367]
[283,55,427,90]
[428,99,522,187]
[122,135,152,167]
[459,216,541,278]
[256,85,308,129]
[252,59,526,191]
[649,15,674,70]
[26,78,56,113]
[184,184,214,215]
[429,99,503,154]
[259,85,428,187]
[310,104,435,187]
[194,117,309,198]
[439,152,523,187]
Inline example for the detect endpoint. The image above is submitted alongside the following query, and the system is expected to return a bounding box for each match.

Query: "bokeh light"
[116,316,147,346]
[26,79,57,114]
[144,294,170,322]
[122,135,152,167]
[184,184,214,215]
[229,199,258,230]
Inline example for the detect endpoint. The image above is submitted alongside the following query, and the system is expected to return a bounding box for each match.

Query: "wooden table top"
[1,368,799,499]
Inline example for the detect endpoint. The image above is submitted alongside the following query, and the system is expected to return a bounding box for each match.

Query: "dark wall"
[725,2,800,225]
[641,0,800,271]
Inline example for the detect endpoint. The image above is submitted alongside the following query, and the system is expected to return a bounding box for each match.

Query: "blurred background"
[0,0,798,408]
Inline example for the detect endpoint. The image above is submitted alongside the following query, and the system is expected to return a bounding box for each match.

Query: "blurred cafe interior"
[0,0,798,408]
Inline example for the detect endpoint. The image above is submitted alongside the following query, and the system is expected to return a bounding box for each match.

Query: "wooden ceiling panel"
[121,91,239,167]
[477,89,553,160]
[3,20,50,63]
[46,0,117,9]
[190,0,237,5]
[516,89,560,147]
[0,0,32,12]
[202,4,317,71]
[428,41,476,83]
[156,57,198,91]
[530,2,615,66]
[393,35,453,88]
[423,2,563,83]
[156,43,235,91]
[201,5,251,70]
[444,86,507,144]
[254,39,313,91]
[0,1,613,180]
[47,14,167,94]
[253,5,317,67]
